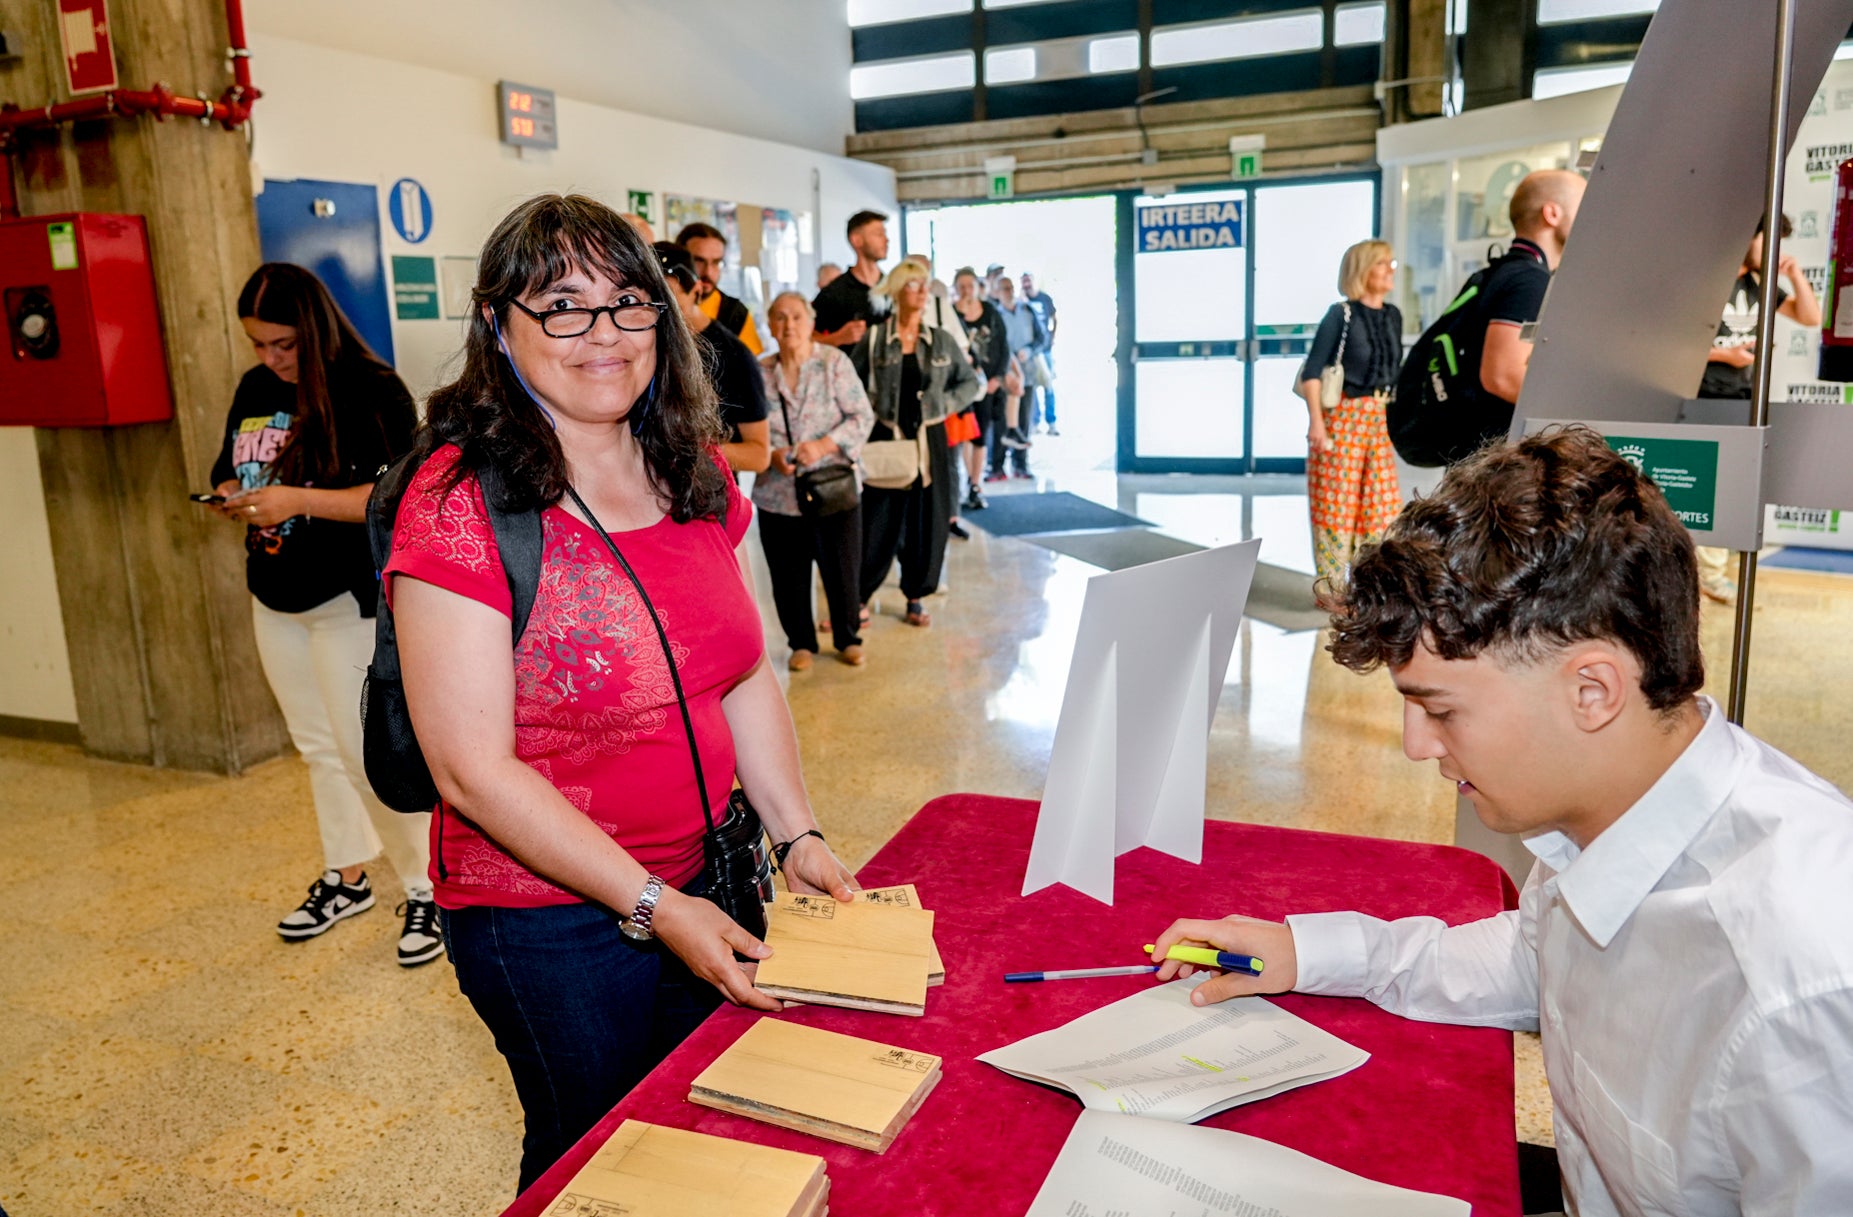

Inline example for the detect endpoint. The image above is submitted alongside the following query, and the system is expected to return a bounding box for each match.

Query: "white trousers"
[251,594,432,898]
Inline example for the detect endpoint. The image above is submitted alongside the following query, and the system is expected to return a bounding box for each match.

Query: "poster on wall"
[1765,56,1853,550]
[760,208,801,296]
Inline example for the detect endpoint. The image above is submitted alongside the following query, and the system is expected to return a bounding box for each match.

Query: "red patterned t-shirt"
[382,444,759,909]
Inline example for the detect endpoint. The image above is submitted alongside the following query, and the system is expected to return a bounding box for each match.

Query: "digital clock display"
[497,80,558,149]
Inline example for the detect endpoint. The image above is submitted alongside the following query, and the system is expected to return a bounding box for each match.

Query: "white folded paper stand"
[1023,540,1261,904]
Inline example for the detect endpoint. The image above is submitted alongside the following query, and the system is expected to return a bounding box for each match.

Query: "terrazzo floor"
[3,457,1850,1215]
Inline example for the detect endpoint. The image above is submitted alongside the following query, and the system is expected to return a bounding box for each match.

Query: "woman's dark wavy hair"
[238,263,391,487]
[416,193,726,520]
[1324,426,1704,713]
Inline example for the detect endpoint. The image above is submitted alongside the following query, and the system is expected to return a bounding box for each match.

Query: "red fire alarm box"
[0,212,174,427]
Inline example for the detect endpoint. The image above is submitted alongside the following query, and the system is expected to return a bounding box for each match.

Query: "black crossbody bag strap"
[562,485,718,837]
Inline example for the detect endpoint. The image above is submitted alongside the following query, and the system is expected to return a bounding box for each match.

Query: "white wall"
[246,0,857,158]
[0,22,896,727]
[0,431,78,724]
[250,32,896,398]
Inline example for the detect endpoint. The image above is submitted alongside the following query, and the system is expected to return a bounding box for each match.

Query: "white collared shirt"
[1289,698,1853,1217]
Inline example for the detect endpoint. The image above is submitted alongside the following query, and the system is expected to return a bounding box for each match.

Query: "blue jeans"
[443,893,723,1192]
[1033,352,1056,427]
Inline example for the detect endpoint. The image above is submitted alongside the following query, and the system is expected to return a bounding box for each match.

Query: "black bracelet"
[773,829,826,869]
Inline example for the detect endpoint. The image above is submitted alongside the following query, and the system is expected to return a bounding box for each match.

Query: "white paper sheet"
[977,975,1367,1123]
[1027,1110,1472,1217]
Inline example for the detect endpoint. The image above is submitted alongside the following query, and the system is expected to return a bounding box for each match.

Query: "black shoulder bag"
[562,485,776,941]
[774,379,858,518]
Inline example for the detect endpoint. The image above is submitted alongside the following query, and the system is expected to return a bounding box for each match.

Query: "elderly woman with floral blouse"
[757,290,876,670]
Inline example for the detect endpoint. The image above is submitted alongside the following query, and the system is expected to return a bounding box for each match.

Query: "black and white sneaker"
[396,898,444,968]
[276,870,375,940]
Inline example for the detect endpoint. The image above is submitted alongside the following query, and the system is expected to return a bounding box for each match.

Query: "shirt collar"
[1523,697,1742,947]
[1508,237,1548,266]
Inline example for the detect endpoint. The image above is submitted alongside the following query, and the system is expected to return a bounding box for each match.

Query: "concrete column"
[5,0,289,770]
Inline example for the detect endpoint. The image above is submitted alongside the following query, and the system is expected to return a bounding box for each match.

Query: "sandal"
[819,604,875,634]
[904,600,932,628]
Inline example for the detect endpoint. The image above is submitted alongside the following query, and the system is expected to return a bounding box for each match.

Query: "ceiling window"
[1150,10,1324,68]
[982,0,1066,7]
[847,0,970,28]
[1532,60,1634,99]
[1334,1,1387,46]
[850,52,977,98]
[985,46,1038,85]
[1089,33,1141,74]
[1536,0,1656,22]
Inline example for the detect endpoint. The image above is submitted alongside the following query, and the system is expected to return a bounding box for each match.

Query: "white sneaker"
[277,870,375,940]
[396,898,444,967]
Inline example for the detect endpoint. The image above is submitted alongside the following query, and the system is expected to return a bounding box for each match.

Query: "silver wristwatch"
[622,875,667,941]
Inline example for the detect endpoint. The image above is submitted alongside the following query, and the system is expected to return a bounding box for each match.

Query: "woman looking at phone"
[206,262,436,966]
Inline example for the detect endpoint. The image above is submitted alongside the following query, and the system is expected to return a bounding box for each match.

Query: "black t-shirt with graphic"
[696,323,769,441]
[1698,270,1787,400]
[210,359,417,616]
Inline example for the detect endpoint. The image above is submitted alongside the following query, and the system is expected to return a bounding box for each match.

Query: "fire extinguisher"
[1819,157,1853,381]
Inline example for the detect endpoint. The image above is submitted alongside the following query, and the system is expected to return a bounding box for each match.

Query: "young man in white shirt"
[1153,426,1853,1217]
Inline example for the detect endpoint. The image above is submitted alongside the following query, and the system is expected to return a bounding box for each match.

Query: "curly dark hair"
[1325,426,1704,712]
[415,193,726,521]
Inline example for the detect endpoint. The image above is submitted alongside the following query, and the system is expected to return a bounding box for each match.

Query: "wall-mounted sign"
[388,179,433,244]
[58,0,117,95]
[985,155,1016,200]
[391,256,440,321]
[1229,134,1265,180]
[440,255,477,320]
[498,80,558,150]
[626,190,656,226]
[1607,435,1719,529]
[1136,199,1243,253]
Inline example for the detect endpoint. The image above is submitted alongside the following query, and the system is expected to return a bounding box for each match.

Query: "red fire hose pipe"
[0,0,260,219]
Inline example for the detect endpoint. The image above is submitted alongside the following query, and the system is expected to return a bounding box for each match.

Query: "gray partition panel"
[1514,0,1853,431]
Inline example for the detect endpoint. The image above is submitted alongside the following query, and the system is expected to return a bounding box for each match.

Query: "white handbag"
[1318,302,1351,409]
[860,328,930,490]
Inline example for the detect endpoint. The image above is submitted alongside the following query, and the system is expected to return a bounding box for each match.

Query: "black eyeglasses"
[505,297,668,338]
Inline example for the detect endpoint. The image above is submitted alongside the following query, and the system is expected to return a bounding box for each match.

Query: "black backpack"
[1389,250,1531,468]
[360,452,543,813]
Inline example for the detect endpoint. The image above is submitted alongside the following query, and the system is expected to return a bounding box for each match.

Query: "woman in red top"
[385,194,856,1191]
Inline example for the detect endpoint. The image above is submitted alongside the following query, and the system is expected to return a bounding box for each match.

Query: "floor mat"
[1761,546,1853,574]
[966,491,1151,536]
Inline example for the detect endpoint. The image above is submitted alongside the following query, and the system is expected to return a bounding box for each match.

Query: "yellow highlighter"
[1145,944,1264,977]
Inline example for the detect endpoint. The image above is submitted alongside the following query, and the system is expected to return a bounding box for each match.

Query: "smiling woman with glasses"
[378,193,857,1193]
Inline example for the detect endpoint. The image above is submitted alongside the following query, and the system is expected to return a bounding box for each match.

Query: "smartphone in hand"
[189,492,227,505]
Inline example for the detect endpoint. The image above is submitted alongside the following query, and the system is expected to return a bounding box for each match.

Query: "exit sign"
[498,80,558,149]
[985,155,1016,200]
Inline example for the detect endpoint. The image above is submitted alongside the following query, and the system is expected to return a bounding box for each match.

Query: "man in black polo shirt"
[813,210,891,371]
[655,242,769,475]
[1472,169,1585,429]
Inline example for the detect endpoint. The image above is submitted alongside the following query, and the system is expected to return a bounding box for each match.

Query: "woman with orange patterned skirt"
[1297,240,1403,587]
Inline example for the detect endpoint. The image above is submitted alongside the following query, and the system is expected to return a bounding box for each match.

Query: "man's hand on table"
[1151,914,1298,1006]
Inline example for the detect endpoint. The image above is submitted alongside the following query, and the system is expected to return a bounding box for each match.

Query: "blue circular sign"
[388,178,433,244]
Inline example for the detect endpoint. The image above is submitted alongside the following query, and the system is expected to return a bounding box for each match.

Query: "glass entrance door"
[1120,175,1379,474]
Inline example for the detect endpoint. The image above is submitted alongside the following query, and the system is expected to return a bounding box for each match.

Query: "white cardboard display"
[1023,540,1261,904]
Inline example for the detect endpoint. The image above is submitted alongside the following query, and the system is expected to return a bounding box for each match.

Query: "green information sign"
[392,256,440,321]
[989,172,1013,200]
[626,189,655,224]
[1607,435,1720,528]
[1233,150,1262,178]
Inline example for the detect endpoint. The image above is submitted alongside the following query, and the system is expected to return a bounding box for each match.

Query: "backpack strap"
[476,461,543,643]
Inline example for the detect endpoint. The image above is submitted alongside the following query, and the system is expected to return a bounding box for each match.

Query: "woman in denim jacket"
[854,260,981,628]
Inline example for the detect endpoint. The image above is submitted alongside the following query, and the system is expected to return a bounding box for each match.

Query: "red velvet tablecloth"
[503,794,1523,1216]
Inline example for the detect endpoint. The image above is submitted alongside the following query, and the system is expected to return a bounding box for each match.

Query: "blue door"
[255,179,395,365]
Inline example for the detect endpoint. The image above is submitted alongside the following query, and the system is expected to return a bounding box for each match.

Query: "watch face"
[620,919,651,942]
